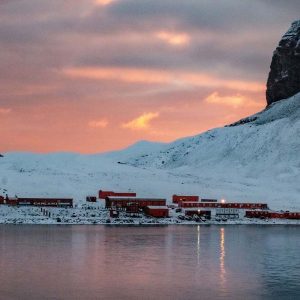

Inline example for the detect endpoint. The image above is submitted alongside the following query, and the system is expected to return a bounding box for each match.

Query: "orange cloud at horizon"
[1,67,266,154]
[205,92,262,109]
[0,65,266,154]
[63,67,170,85]
[0,91,265,154]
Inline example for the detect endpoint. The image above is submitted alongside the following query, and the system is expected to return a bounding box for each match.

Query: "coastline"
[1,221,300,225]
[1,204,300,226]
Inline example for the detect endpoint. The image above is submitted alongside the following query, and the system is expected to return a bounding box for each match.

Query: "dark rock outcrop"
[266,20,300,106]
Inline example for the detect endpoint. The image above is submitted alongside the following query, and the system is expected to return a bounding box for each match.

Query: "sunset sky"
[0,0,299,153]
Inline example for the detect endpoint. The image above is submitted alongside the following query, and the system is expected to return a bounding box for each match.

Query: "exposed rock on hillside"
[266,20,300,105]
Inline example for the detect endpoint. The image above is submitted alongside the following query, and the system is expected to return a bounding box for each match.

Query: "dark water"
[0,225,299,300]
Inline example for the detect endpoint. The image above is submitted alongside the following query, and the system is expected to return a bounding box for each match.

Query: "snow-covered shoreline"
[1,205,299,226]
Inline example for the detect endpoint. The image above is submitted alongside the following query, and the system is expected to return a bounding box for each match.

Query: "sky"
[0,0,299,153]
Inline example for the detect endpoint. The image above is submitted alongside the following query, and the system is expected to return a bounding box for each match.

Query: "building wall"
[99,190,136,199]
[145,207,169,218]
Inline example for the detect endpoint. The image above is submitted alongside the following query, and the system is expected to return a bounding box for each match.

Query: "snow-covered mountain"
[123,93,300,209]
[126,92,300,171]
[1,93,299,211]
[102,140,165,161]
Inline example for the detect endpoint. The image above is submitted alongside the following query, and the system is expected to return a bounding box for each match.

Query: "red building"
[245,211,272,218]
[144,206,169,218]
[172,195,199,204]
[105,197,166,209]
[246,210,300,219]
[285,212,300,219]
[5,197,73,207]
[180,201,268,210]
[5,198,18,206]
[0,196,4,204]
[99,190,136,199]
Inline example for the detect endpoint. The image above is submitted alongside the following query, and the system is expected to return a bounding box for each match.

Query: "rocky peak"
[266,20,300,106]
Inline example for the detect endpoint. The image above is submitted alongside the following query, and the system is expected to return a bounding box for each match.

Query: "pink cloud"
[155,31,190,46]
[205,92,262,109]
[63,67,264,92]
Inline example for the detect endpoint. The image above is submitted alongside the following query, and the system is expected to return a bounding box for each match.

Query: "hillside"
[123,92,300,209]
[126,92,300,170]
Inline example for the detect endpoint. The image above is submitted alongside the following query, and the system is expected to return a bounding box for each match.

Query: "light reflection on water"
[0,225,299,300]
[197,225,200,264]
[219,227,226,292]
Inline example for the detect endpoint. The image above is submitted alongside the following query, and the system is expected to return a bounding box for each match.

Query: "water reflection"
[197,225,200,264]
[220,227,226,290]
[0,225,299,300]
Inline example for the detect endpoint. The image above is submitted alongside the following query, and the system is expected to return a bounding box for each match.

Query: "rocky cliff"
[266,20,300,105]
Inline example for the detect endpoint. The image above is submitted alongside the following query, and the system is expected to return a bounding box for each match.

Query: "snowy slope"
[102,140,165,161]
[124,93,300,209]
[0,93,299,210]
[126,93,300,170]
